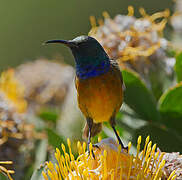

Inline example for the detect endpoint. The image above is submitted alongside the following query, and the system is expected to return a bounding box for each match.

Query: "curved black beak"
[44,39,77,48]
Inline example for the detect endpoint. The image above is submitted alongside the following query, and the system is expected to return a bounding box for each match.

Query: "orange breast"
[75,66,123,123]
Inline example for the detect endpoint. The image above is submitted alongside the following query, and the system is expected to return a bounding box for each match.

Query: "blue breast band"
[76,60,110,79]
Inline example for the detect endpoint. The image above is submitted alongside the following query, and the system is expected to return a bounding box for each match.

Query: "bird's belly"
[76,69,123,123]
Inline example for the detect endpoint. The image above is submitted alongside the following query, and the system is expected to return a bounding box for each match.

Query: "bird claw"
[88,149,96,159]
[92,144,100,149]
[88,144,100,159]
[122,146,128,153]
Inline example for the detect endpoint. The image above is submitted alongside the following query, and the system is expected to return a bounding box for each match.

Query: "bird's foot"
[122,146,128,153]
[88,147,95,159]
[118,142,128,153]
[92,144,100,149]
[88,144,100,159]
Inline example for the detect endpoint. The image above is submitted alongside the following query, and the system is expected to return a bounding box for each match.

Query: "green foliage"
[159,83,182,135]
[118,55,182,152]
[122,69,160,121]
[148,67,164,100]
[175,52,182,82]
[134,124,182,152]
[46,128,66,150]
[39,109,59,123]
[166,49,177,57]
[159,83,182,117]
[0,173,9,180]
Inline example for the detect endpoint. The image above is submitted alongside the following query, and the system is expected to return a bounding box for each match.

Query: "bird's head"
[45,35,109,67]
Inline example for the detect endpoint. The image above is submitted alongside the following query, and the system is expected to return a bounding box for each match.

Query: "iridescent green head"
[45,35,110,79]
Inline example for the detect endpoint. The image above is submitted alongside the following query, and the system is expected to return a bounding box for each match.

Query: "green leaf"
[46,128,66,150]
[23,165,34,180]
[39,110,58,123]
[134,124,182,153]
[116,111,123,120]
[159,83,182,134]
[0,173,9,180]
[148,67,164,100]
[159,83,182,116]
[166,49,176,57]
[30,166,44,180]
[175,52,182,82]
[122,69,160,121]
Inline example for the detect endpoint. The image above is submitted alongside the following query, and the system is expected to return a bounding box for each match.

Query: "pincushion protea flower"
[15,59,74,108]
[0,69,35,179]
[171,0,182,51]
[89,7,173,78]
[162,151,182,179]
[42,136,176,180]
[0,69,31,145]
[0,161,14,180]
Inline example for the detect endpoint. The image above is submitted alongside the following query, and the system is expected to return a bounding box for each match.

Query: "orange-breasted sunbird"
[45,35,127,152]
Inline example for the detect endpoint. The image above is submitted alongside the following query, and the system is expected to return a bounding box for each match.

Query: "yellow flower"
[0,69,29,145]
[0,69,27,113]
[0,161,14,180]
[42,136,176,180]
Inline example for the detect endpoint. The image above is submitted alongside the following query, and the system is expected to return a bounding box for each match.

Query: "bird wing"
[110,59,125,91]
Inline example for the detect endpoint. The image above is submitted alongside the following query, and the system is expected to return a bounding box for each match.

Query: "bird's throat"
[76,60,110,79]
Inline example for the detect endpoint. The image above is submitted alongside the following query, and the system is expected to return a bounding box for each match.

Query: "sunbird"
[45,36,127,153]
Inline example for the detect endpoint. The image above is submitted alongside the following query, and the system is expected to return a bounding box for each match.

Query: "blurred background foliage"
[0,0,182,180]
